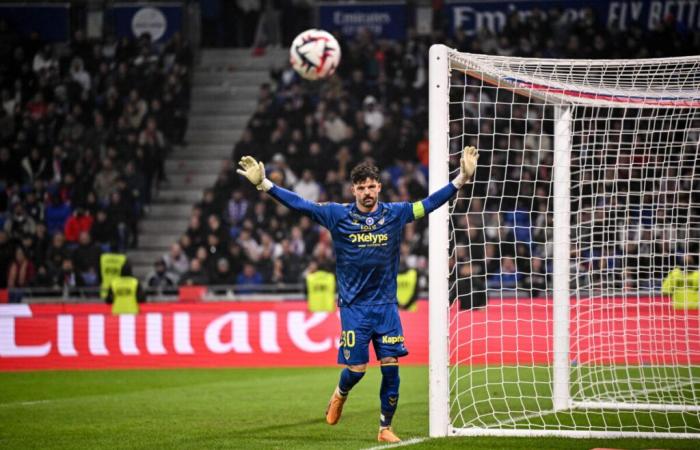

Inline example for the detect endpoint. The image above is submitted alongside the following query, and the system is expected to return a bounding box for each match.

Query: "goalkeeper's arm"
[412,146,479,220]
[236,155,331,224]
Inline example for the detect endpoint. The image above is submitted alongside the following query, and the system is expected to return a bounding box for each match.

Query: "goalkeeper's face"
[352,178,382,212]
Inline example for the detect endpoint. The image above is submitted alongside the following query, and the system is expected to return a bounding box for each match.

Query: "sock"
[379,364,400,427]
[338,367,365,396]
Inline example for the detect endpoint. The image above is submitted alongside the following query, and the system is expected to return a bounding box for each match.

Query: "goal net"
[428,45,700,438]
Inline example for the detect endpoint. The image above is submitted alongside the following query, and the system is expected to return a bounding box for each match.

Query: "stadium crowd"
[164,6,699,303]
[1,6,697,301]
[0,22,192,291]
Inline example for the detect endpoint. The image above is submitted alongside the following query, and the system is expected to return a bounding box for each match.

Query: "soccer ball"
[289,29,341,81]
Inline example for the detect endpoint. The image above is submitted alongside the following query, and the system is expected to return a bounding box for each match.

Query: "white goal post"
[429,44,700,439]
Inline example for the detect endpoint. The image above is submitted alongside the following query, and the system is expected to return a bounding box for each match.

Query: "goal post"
[552,104,572,413]
[428,44,700,439]
[428,43,451,438]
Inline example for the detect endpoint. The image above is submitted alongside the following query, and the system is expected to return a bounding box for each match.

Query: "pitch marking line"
[0,400,53,407]
[361,437,428,450]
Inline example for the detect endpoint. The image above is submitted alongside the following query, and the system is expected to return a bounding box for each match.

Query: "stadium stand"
[1,5,697,298]
[0,22,192,293]
[168,6,700,297]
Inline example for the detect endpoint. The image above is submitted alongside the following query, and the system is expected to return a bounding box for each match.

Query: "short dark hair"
[350,161,380,184]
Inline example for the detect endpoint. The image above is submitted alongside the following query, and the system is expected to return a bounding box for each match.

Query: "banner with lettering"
[107,3,183,43]
[318,1,407,40]
[0,301,428,370]
[446,0,700,36]
[3,296,696,370]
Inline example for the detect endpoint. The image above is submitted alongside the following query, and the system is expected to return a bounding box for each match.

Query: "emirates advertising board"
[0,301,428,370]
[2,297,697,370]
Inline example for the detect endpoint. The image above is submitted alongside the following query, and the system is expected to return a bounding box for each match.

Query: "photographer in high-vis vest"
[106,263,145,315]
[396,267,418,311]
[662,254,699,310]
[305,261,336,312]
[100,252,126,299]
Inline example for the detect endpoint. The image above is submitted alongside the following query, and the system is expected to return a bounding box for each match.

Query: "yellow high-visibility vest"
[111,276,139,315]
[662,268,699,310]
[100,253,126,298]
[306,270,336,312]
[397,269,418,311]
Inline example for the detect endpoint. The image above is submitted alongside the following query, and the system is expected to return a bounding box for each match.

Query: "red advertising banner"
[452,296,700,365]
[0,301,428,370]
[2,297,697,371]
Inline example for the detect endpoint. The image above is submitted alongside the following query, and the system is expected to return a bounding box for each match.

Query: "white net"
[444,50,700,437]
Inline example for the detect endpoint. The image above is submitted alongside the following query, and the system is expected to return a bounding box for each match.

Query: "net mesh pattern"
[445,51,700,435]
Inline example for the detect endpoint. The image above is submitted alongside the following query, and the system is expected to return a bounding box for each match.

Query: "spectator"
[236,262,263,293]
[72,231,101,281]
[7,246,34,288]
[20,147,49,184]
[57,258,81,288]
[138,116,168,184]
[294,170,321,203]
[363,96,384,131]
[32,45,57,73]
[227,191,249,237]
[23,190,44,224]
[94,158,119,202]
[91,209,116,251]
[69,57,91,94]
[64,208,94,243]
[0,231,12,287]
[523,257,548,297]
[105,190,131,251]
[146,259,178,290]
[179,258,209,286]
[210,258,235,286]
[451,262,487,310]
[162,242,189,279]
[4,203,36,239]
[488,256,520,291]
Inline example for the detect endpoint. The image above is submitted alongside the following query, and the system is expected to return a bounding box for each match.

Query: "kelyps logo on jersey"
[348,233,389,245]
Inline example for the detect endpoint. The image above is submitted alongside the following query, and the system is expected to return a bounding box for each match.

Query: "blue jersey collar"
[351,202,384,217]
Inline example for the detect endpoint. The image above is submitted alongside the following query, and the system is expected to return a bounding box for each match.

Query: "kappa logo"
[381,335,404,345]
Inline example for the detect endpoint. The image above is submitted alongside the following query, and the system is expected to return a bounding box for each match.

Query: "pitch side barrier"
[3,285,669,304]
[1,295,692,371]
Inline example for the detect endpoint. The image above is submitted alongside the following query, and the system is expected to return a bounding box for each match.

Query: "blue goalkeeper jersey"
[268,182,458,306]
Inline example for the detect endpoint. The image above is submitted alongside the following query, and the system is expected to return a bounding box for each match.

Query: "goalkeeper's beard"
[362,194,377,209]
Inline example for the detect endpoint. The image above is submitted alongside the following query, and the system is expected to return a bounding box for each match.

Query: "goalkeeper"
[237,146,478,443]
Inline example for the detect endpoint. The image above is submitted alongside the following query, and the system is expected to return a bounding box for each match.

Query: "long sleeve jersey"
[267,182,459,306]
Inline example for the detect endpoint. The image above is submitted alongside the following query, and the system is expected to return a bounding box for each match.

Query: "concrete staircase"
[129,48,287,279]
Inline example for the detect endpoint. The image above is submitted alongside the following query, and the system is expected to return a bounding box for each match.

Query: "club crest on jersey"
[365,217,374,226]
[343,349,351,360]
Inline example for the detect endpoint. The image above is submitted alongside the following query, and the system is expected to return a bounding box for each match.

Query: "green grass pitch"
[1,366,698,449]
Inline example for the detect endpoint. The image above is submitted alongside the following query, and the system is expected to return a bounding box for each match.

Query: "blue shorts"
[337,303,409,365]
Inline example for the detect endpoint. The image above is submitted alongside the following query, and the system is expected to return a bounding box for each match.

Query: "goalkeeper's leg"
[327,307,371,425]
[377,357,401,443]
[326,364,366,425]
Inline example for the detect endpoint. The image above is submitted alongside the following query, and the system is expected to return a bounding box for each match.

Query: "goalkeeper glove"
[236,155,273,191]
[452,146,479,188]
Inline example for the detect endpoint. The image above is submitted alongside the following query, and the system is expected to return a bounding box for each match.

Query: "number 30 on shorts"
[340,330,355,348]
